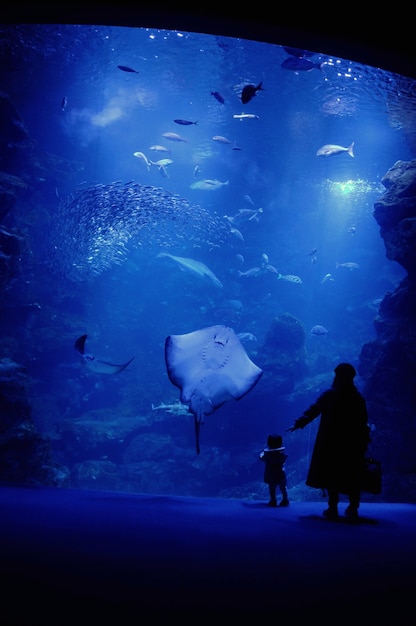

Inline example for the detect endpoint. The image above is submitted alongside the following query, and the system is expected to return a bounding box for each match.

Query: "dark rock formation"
[359,160,416,502]
[0,359,69,486]
[260,312,307,395]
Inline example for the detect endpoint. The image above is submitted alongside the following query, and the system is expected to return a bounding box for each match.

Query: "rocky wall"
[359,160,416,502]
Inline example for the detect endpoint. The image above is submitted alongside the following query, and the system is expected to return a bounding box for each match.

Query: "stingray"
[165,325,263,454]
[74,335,134,374]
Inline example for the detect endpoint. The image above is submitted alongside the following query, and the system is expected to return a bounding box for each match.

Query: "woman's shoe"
[267,499,277,507]
[278,499,289,507]
[345,506,359,520]
[323,507,339,521]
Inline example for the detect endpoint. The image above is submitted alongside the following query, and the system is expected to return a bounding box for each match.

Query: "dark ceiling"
[2,5,415,80]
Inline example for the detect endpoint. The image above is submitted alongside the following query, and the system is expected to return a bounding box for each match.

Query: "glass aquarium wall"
[0,23,415,501]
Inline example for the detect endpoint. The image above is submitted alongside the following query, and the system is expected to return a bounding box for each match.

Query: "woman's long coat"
[302,385,370,494]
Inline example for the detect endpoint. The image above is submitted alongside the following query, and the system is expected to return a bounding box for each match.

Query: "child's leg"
[268,484,277,505]
[278,475,289,505]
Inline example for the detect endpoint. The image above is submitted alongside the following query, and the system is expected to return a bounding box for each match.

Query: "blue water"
[0,24,414,498]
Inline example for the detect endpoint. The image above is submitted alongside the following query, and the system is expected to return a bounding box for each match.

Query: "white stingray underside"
[165,325,263,420]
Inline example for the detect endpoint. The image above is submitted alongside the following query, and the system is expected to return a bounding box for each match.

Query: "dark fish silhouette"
[211,91,225,104]
[281,57,323,72]
[117,65,139,74]
[241,82,264,105]
[61,96,67,112]
[174,119,198,125]
[283,47,314,58]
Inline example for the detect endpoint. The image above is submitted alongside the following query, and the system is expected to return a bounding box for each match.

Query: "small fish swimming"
[238,267,263,278]
[230,227,244,242]
[321,273,334,284]
[336,262,360,270]
[283,47,314,58]
[233,113,260,120]
[150,158,174,167]
[281,57,324,72]
[244,194,255,206]
[193,165,201,179]
[241,82,264,105]
[212,135,233,144]
[162,132,188,143]
[224,207,263,225]
[278,273,303,284]
[316,142,355,157]
[190,179,229,191]
[133,151,151,171]
[61,96,68,112]
[149,145,171,153]
[150,159,173,177]
[174,119,198,125]
[237,332,258,343]
[310,325,329,336]
[151,401,190,416]
[117,65,139,74]
[211,91,225,104]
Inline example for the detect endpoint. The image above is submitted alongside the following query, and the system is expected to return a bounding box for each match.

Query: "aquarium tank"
[0,21,415,504]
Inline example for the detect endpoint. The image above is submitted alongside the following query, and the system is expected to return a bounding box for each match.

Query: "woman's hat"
[334,362,356,380]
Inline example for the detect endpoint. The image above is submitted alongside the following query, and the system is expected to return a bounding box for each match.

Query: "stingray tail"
[194,415,201,455]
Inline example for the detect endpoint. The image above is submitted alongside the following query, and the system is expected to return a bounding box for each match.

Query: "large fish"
[117,65,139,74]
[74,335,134,374]
[211,91,225,104]
[281,57,323,72]
[133,151,151,170]
[190,179,229,191]
[162,132,188,143]
[316,142,355,157]
[157,252,223,288]
[212,135,233,144]
[233,113,259,120]
[174,119,197,126]
[241,82,264,104]
[277,273,303,284]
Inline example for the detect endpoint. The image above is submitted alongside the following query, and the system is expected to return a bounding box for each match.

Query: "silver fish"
[224,207,263,225]
[321,273,334,284]
[336,262,360,270]
[278,273,303,284]
[233,113,259,120]
[212,135,233,144]
[310,325,329,336]
[238,267,263,278]
[162,132,188,143]
[316,142,355,157]
[133,151,151,171]
[190,179,229,191]
[237,332,258,343]
[150,158,173,166]
[151,401,190,416]
[149,145,171,153]
[230,227,244,242]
